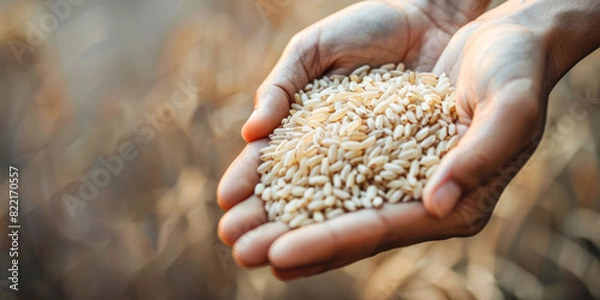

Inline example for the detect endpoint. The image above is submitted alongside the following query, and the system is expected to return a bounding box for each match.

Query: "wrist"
[509,0,600,86]
[544,0,600,84]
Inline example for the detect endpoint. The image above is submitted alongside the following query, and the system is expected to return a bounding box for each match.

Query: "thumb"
[242,31,325,142]
[423,78,541,218]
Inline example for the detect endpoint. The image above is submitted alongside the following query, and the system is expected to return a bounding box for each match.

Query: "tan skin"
[217,0,600,280]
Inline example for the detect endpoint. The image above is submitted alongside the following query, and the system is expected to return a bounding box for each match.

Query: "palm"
[308,1,453,75]
[218,1,478,279]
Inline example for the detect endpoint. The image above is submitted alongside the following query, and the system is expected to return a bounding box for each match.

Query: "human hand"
[239,0,489,142]
[423,0,600,218]
[215,0,590,280]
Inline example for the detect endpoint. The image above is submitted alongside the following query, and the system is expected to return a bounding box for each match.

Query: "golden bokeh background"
[0,0,598,299]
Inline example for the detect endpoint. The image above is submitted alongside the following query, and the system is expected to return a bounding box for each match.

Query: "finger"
[423,78,541,218]
[218,196,267,246]
[269,180,503,278]
[242,30,325,142]
[269,209,385,270]
[272,252,363,281]
[217,139,269,210]
[233,221,289,267]
[272,265,324,281]
[268,202,465,270]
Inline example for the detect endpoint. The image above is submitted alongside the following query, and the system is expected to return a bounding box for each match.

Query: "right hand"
[217,0,488,277]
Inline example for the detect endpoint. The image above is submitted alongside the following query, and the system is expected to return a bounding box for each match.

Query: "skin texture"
[217,0,600,280]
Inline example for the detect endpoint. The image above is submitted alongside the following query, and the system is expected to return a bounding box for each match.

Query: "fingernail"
[432,180,461,218]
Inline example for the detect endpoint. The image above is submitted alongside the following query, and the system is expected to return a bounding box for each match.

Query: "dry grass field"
[0,0,598,299]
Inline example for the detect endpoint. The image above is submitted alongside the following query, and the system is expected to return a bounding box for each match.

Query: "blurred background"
[0,0,598,299]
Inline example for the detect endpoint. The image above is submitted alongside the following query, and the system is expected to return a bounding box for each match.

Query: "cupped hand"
[216,0,513,280]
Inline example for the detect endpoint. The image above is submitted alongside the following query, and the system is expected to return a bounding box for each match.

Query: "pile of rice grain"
[254,63,459,228]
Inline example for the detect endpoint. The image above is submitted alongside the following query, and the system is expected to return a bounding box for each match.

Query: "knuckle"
[460,152,489,189]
